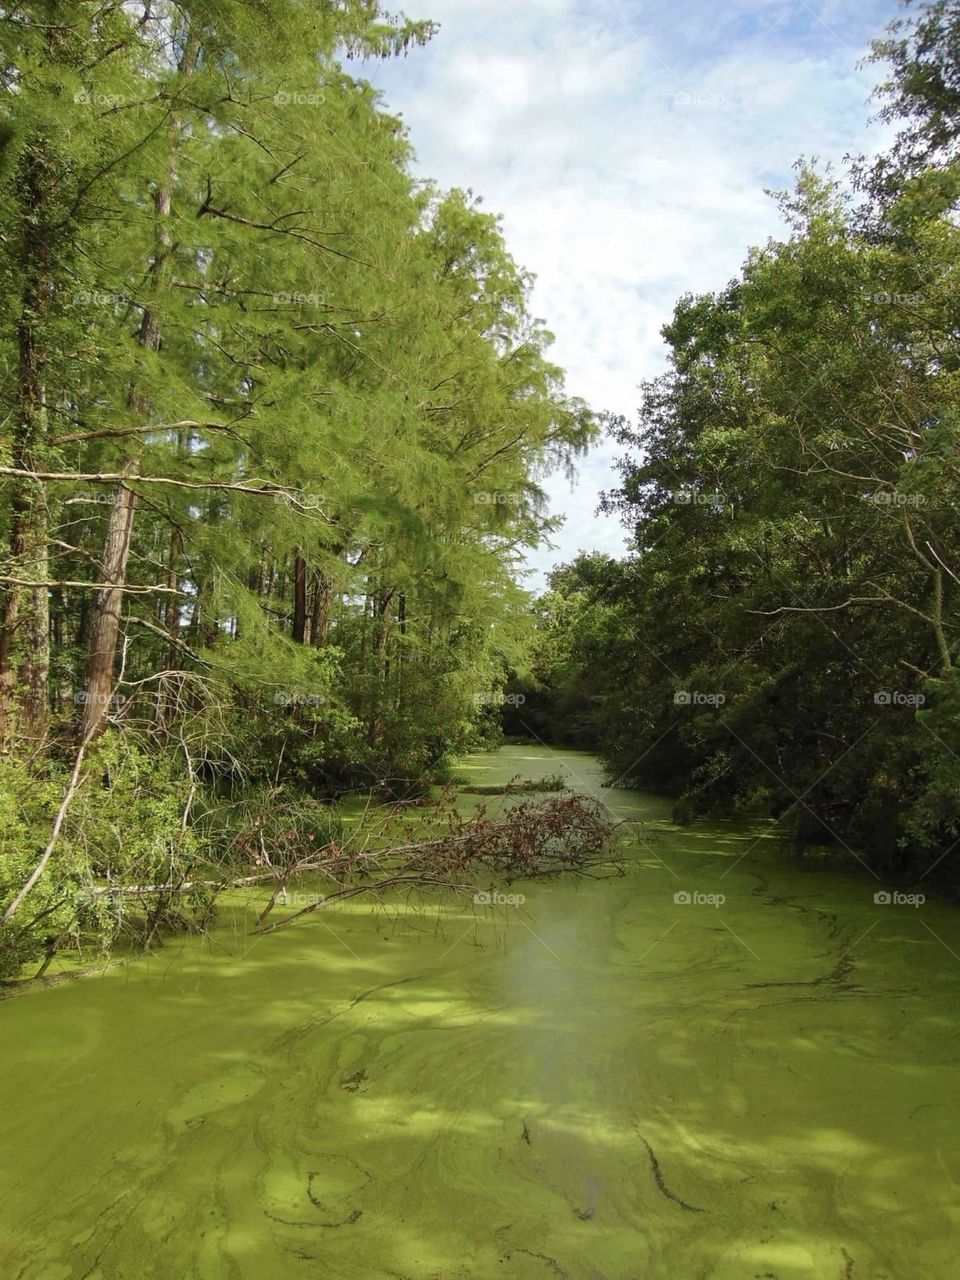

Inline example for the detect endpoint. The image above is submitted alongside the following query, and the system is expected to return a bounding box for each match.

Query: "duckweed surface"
[1,748,958,1278]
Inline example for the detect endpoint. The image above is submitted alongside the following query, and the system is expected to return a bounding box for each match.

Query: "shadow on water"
[1,747,958,1278]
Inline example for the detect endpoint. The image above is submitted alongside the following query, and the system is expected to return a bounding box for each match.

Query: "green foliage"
[867,0,960,191]
[505,552,627,748]
[0,0,596,973]
[0,735,203,979]
[532,8,960,882]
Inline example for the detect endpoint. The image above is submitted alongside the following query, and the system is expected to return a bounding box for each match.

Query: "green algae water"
[2,746,959,1279]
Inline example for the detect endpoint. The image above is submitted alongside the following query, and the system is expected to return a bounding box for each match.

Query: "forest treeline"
[0,0,594,974]
[517,1,960,884]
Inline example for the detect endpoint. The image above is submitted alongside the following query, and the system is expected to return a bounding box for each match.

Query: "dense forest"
[4,0,960,983]
[0,0,593,976]
[516,1,960,885]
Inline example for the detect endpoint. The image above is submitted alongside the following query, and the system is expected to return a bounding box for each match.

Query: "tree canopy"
[527,1,960,884]
[0,0,594,975]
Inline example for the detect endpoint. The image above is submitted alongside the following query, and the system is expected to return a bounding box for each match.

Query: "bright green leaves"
[0,0,592,790]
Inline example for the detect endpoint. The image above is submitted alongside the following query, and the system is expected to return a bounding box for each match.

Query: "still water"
[1,747,957,1278]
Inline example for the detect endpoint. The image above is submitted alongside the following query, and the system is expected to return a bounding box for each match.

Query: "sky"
[362,0,899,586]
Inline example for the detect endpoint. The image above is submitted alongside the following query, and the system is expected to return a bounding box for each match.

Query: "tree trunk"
[200,565,220,649]
[396,591,406,710]
[292,554,308,643]
[80,30,199,740]
[0,144,56,748]
[368,588,394,746]
[81,478,137,738]
[159,526,183,725]
[164,528,182,639]
[310,570,332,648]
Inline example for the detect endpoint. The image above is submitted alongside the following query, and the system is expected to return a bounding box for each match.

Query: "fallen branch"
[463,773,567,796]
[32,794,624,952]
[82,861,338,897]
[254,872,477,934]
[2,736,94,923]
[251,792,621,934]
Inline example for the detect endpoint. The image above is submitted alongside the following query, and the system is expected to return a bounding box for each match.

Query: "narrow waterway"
[1,746,957,1279]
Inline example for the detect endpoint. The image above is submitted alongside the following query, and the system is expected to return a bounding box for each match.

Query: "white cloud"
[365,0,899,585]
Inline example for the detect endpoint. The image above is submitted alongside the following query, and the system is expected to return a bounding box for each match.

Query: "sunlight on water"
[1,747,958,1278]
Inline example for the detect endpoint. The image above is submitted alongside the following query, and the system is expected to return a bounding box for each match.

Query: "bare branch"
[0,466,332,518]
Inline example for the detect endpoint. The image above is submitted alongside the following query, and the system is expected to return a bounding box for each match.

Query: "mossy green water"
[1,747,958,1278]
